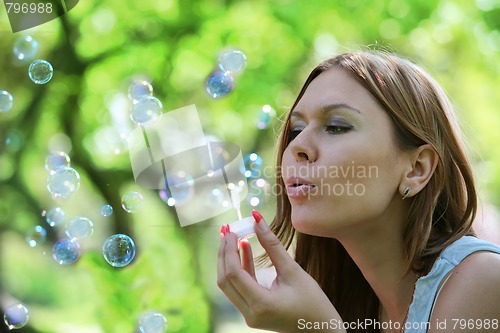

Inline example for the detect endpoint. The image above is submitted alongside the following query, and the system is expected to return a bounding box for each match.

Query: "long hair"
[260,51,477,332]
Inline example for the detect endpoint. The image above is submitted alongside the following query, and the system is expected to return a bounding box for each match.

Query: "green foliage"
[1,0,500,332]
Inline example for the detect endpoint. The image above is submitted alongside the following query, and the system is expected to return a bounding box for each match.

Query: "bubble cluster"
[3,303,29,330]
[26,225,47,247]
[205,70,234,98]
[102,234,136,267]
[128,80,153,103]
[121,192,143,213]
[130,96,163,125]
[100,204,113,217]
[257,104,276,129]
[65,216,94,239]
[46,166,80,199]
[44,151,71,173]
[205,48,246,98]
[138,311,168,333]
[218,48,247,74]
[28,59,53,84]
[13,35,38,61]
[243,153,263,179]
[52,238,81,265]
[0,90,14,113]
[45,207,65,227]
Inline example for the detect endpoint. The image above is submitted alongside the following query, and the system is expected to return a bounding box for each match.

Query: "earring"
[402,187,411,200]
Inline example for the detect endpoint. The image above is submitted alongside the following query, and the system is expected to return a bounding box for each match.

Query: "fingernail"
[252,210,263,223]
[220,224,228,236]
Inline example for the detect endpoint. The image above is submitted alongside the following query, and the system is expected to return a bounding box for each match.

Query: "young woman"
[217,50,500,333]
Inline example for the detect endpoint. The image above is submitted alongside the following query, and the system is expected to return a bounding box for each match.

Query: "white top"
[405,236,500,333]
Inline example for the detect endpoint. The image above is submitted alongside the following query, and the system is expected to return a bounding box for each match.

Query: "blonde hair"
[261,51,477,331]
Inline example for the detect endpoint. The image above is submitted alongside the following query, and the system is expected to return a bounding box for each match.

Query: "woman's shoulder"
[428,250,500,332]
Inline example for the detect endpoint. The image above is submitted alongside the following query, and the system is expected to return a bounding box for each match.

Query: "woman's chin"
[291,218,322,237]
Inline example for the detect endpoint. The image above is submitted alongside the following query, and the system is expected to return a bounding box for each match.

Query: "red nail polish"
[252,210,263,223]
[225,224,231,235]
[220,224,227,236]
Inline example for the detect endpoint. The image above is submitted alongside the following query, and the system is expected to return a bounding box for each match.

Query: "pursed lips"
[285,178,317,198]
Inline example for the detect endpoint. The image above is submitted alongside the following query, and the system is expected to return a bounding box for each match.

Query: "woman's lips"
[286,184,317,198]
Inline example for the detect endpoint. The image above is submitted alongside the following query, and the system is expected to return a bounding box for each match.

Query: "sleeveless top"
[405,236,500,333]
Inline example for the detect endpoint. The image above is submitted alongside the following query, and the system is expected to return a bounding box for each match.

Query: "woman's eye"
[287,129,302,141]
[325,124,353,135]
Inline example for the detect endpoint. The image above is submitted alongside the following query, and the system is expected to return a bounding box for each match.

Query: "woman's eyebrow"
[320,103,361,114]
[291,103,361,118]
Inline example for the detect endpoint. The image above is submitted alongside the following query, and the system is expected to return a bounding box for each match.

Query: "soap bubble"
[29,59,54,84]
[102,234,136,267]
[3,303,29,329]
[44,151,70,173]
[13,35,38,61]
[52,238,81,265]
[130,96,162,125]
[0,90,14,113]
[26,225,47,247]
[45,207,65,227]
[46,166,80,199]
[128,80,153,103]
[65,216,94,239]
[101,204,113,217]
[121,192,143,213]
[242,153,263,179]
[138,311,168,333]
[205,70,234,98]
[218,48,247,73]
[257,104,276,129]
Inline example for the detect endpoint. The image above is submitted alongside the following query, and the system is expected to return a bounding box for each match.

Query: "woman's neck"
[334,209,418,326]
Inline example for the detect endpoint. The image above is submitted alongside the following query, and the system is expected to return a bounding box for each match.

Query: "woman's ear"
[400,144,439,198]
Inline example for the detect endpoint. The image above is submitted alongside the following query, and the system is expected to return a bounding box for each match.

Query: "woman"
[217,50,500,333]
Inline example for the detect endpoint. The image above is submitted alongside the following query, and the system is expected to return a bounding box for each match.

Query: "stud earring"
[402,187,411,200]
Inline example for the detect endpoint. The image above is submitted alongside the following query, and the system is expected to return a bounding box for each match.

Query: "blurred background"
[1,0,499,332]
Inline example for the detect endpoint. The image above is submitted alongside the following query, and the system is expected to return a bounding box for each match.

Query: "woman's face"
[281,68,408,237]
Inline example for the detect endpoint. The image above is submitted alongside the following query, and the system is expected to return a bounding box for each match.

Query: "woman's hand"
[217,210,345,333]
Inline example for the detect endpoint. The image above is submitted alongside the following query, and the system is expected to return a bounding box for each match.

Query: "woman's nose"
[289,129,317,162]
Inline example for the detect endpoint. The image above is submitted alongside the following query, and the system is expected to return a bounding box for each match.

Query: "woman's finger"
[223,232,267,305]
[239,238,256,280]
[217,228,249,313]
[252,210,298,277]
